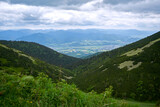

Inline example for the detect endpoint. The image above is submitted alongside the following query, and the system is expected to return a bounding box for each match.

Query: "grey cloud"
[1,0,159,14]
[0,0,146,6]
[103,0,143,5]
[0,0,92,6]
[0,1,160,30]
[111,0,160,13]
[22,14,41,25]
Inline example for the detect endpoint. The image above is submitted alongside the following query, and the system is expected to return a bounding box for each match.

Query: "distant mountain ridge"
[16,29,154,45]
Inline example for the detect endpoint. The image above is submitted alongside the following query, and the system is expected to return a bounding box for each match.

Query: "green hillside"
[0,41,81,69]
[0,43,124,107]
[0,43,73,81]
[73,32,160,101]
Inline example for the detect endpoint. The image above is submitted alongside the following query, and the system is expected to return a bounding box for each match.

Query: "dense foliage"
[0,69,120,107]
[72,32,160,101]
[0,41,81,69]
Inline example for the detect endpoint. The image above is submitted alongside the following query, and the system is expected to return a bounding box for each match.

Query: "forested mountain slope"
[0,43,73,81]
[0,41,81,69]
[0,43,119,107]
[73,32,160,101]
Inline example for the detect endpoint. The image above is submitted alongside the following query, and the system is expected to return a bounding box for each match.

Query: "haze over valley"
[0,29,155,57]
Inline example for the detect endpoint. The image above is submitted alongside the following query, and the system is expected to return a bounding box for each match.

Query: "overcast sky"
[0,0,160,30]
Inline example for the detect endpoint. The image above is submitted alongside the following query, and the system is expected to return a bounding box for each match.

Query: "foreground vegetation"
[0,70,124,107]
[1,69,156,107]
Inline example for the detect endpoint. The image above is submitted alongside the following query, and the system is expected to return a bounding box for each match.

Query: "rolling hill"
[72,31,160,101]
[0,41,81,69]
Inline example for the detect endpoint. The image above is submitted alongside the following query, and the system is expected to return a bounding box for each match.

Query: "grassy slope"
[0,40,81,69]
[115,99,155,107]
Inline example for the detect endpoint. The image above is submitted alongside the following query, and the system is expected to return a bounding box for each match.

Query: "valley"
[49,41,122,58]
[0,31,159,107]
[0,29,155,58]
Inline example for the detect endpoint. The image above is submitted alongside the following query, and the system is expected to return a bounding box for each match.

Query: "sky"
[0,0,160,30]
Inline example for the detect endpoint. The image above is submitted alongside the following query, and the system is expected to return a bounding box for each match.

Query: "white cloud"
[0,1,160,30]
[80,0,103,10]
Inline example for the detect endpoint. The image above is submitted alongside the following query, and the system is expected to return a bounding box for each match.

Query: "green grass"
[115,99,156,107]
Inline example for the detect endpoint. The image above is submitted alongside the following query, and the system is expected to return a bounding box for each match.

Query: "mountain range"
[0,29,155,57]
[0,31,159,102]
